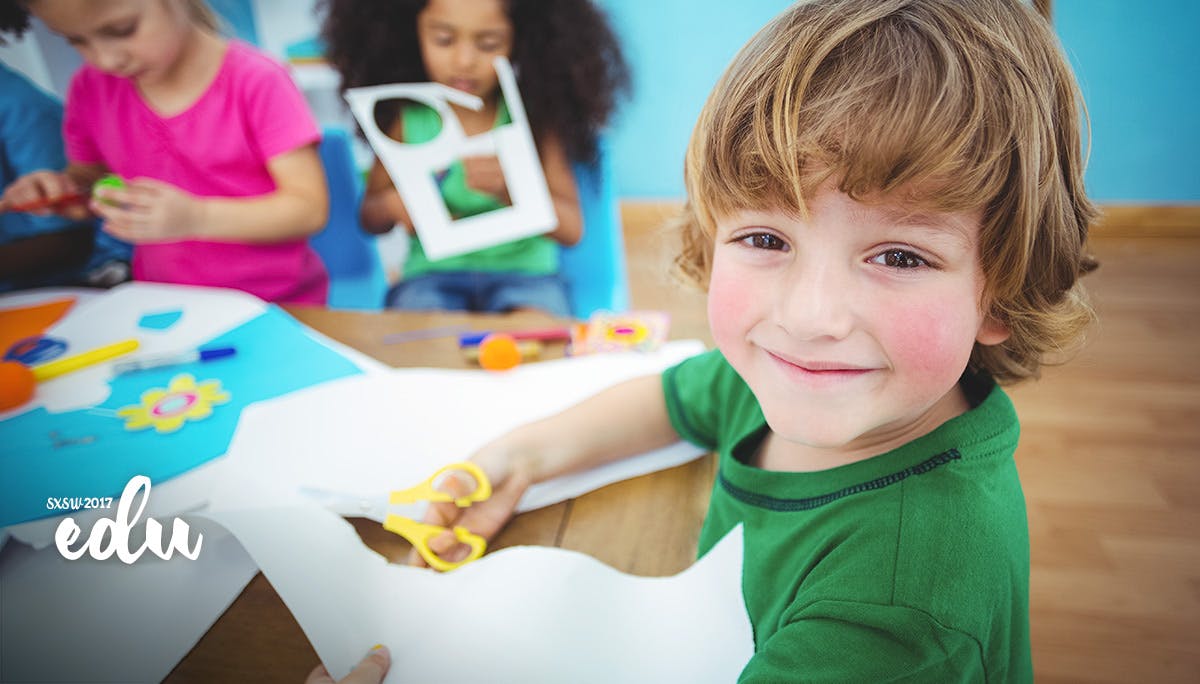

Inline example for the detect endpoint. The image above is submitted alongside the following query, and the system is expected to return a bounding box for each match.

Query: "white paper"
[0,520,259,683]
[202,505,752,683]
[344,56,557,260]
[209,341,709,517]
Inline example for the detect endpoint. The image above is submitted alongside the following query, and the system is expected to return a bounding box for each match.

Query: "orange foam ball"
[0,360,36,411]
[477,333,522,371]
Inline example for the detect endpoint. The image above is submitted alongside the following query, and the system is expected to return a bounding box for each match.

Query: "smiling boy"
[418,0,1097,680]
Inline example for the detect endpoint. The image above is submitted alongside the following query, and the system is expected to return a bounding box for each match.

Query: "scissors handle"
[388,461,492,507]
[383,515,486,572]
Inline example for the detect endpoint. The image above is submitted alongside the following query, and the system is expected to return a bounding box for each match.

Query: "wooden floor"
[620,203,1200,683]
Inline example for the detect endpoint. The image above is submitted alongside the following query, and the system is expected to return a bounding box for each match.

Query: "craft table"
[165,306,716,681]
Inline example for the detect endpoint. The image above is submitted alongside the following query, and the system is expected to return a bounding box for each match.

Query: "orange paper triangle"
[0,298,75,356]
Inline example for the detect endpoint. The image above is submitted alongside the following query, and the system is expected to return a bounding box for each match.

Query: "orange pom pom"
[477,333,522,371]
[0,360,36,411]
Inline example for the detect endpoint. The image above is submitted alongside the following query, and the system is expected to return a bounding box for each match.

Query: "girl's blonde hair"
[183,0,219,32]
[675,0,1098,384]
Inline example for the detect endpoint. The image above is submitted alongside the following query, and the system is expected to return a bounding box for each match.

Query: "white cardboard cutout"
[344,57,557,261]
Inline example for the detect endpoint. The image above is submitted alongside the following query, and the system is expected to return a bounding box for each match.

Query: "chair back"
[560,140,630,318]
[310,128,388,310]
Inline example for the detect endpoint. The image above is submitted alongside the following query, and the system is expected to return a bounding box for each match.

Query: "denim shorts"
[386,270,572,316]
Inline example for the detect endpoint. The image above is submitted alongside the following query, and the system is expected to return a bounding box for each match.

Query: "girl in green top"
[400,0,1098,680]
[321,0,629,314]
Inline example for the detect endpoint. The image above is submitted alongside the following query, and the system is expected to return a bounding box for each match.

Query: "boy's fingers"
[342,645,390,684]
[304,646,389,684]
[304,664,335,684]
[434,472,472,498]
[455,477,526,541]
[428,528,470,562]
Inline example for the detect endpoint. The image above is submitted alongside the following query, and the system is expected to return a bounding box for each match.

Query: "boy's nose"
[773,262,856,341]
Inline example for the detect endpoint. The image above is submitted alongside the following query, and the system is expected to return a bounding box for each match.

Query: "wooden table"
[166,307,715,682]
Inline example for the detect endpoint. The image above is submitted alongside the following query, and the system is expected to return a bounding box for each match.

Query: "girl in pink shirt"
[1,0,329,305]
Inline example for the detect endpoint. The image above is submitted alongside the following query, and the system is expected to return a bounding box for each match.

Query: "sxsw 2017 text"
[46,497,115,511]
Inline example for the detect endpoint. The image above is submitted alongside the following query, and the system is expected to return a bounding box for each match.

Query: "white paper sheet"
[202,505,752,683]
[0,519,259,683]
[209,341,709,517]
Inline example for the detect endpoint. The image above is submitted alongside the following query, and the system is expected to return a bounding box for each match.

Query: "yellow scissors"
[382,462,492,572]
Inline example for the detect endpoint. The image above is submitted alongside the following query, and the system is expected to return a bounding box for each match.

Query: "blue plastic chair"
[561,140,630,318]
[310,128,388,310]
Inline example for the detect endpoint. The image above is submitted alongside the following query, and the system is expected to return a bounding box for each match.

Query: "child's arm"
[534,132,582,247]
[1,163,107,222]
[94,145,329,244]
[358,115,413,236]
[359,156,413,236]
[411,373,679,567]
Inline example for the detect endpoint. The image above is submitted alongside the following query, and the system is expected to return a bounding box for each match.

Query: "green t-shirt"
[399,100,558,278]
[662,350,1032,683]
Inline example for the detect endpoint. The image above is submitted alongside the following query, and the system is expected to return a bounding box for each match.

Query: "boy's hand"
[461,156,511,205]
[408,449,532,569]
[305,645,390,684]
[0,170,91,221]
[94,177,205,243]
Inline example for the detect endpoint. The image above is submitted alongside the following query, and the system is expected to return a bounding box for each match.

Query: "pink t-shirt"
[64,41,328,305]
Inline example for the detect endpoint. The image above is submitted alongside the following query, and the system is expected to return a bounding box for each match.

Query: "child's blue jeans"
[386,271,572,316]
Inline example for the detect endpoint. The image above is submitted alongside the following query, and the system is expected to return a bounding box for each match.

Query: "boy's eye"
[871,249,928,269]
[738,233,789,251]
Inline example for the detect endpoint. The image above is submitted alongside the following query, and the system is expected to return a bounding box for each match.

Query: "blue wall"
[599,0,1200,202]
[1055,0,1200,202]
[39,0,1195,203]
[597,0,791,199]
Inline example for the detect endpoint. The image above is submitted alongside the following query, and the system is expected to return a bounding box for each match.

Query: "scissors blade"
[298,486,423,521]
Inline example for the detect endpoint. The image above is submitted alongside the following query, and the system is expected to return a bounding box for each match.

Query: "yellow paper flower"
[117,374,230,434]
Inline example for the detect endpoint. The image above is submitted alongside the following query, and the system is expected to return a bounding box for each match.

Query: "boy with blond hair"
[420,0,1095,679]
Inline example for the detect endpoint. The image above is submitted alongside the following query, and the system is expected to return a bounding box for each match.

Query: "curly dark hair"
[0,0,31,44]
[317,0,630,163]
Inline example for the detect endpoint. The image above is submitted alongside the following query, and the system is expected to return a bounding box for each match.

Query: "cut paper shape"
[201,505,754,683]
[0,297,74,357]
[117,374,230,433]
[344,56,556,260]
[0,298,368,528]
[138,309,184,331]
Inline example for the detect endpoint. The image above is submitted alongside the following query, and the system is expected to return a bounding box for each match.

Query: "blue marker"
[113,346,236,374]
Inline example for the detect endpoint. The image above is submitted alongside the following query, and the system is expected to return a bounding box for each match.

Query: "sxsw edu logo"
[54,475,203,563]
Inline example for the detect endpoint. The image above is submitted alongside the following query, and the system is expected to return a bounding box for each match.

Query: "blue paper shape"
[0,305,363,527]
[138,310,184,330]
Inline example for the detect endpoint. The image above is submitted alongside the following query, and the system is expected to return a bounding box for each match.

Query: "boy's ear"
[976,314,1010,346]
